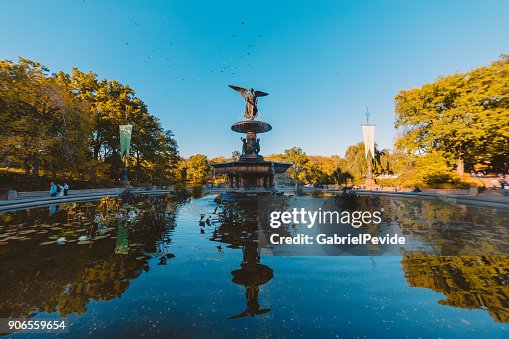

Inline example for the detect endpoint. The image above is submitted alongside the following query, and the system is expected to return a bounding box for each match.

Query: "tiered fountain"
[212,85,292,202]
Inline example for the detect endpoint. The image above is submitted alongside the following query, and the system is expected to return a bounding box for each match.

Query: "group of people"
[50,182,69,197]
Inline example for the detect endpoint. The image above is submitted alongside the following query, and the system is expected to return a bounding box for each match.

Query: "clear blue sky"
[1,0,508,158]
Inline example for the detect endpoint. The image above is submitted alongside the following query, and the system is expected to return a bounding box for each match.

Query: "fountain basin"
[231,120,272,133]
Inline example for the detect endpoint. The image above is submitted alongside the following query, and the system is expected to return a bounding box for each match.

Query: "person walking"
[500,177,507,190]
[50,182,58,197]
[57,184,64,197]
[63,183,69,196]
[503,176,509,196]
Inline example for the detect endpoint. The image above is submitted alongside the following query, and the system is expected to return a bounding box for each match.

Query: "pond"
[0,194,508,338]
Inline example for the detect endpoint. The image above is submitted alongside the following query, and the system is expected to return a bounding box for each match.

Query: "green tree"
[0,57,180,187]
[185,154,210,184]
[395,54,509,175]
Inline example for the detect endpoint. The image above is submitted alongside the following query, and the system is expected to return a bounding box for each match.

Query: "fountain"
[212,85,292,202]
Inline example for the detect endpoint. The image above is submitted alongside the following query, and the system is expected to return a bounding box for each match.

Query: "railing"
[7,186,175,200]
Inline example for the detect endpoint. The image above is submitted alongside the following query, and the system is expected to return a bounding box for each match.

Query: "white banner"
[362,124,375,159]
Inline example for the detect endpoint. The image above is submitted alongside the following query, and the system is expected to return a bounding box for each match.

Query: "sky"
[1,0,508,158]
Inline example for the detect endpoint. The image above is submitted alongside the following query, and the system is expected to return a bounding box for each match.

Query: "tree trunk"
[24,160,31,176]
[93,144,101,161]
[32,154,39,178]
[456,157,465,177]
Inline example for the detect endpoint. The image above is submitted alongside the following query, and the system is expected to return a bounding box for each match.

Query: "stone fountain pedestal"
[212,119,292,202]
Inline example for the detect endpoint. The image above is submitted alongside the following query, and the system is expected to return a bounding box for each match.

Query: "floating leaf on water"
[48,235,60,239]
[75,229,87,232]
[67,239,77,243]
[4,236,21,241]
[51,227,62,231]
[40,241,56,245]
[136,256,145,260]
[94,235,109,240]
[36,230,49,234]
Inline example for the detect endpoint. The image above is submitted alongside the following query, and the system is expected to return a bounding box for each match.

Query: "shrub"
[311,189,324,197]
[192,185,203,197]
[174,183,189,197]
[296,187,307,196]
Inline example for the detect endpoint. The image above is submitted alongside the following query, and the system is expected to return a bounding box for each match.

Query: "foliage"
[311,189,324,197]
[0,57,180,188]
[296,186,307,196]
[183,154,210,184]
[395,54,509,175]
[192,184,203,197]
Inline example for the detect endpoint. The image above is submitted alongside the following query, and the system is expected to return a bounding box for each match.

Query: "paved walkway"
[2,186,508,213]
[349,189,509,210]
[0,188,174,212]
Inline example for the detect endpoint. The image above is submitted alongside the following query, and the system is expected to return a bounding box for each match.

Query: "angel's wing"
[254,90,269,97]
[228,85,247,97]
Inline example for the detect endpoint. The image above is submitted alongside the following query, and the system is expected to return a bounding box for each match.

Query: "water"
[0,194,508,338]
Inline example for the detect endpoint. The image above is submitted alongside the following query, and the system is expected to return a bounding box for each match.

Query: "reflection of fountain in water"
[229,243,272,319]
[207,202,276,319]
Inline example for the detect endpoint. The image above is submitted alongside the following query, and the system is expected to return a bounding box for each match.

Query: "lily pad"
[77,240,92,245]
[19,230,37,235]
[40,241,56,245]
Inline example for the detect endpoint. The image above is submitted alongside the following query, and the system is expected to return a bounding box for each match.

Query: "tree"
[185,154,210,184]
[395,54,509,175]
[0,57,180,187]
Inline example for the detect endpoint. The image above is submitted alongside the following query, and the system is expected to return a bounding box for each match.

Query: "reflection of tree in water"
[0,194,178,318]
[209,201,283,319]
[334,193,509,322]
[333,192,383,212]
[385,197,509,255]
[401,255,509,323]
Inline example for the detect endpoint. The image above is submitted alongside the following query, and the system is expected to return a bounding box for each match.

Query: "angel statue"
[228,85,269,120]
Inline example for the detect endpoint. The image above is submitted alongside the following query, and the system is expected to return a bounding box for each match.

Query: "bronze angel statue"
[228,85,269,120]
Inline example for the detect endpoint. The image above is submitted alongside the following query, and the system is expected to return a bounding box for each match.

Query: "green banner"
[119,124,133,158]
